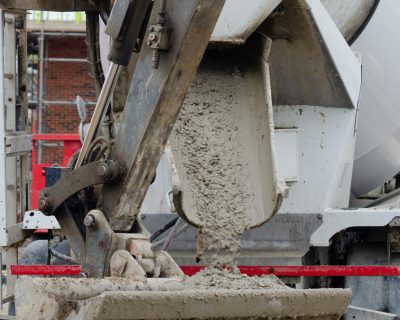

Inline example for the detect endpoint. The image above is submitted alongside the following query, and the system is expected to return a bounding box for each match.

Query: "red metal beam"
[10,265,400,277]
[180,265,400,277]
[32,133,81,141]
[10,265,81,276]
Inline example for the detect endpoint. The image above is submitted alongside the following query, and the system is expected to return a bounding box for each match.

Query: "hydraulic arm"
[37,0,225,278]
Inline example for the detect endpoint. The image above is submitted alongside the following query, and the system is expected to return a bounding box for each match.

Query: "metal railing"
[27,11,85,23]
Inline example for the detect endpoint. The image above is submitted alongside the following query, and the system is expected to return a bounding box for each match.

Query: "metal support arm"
[101,0,226,231]
[39,160,125,215]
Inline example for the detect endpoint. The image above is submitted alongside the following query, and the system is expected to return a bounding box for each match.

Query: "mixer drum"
[348,1,400,196]
[207,0,399,198]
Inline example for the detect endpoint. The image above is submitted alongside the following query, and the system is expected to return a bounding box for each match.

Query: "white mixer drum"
[309,0,400,197]
[210,0,282,43]
[343,1,400,196]
[211,0,391,198]
[321,0,378,42]
[101,0,395,198]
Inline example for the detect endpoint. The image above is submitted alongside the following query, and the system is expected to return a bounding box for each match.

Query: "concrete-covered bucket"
[15,276,350,319]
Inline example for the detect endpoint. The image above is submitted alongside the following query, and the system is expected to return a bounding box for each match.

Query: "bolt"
[149,33,158,42]
[97,163,108,177]
[98,241,105,249]
[38,198,51,212]
[84,214,96,228]
[97,161,120,182]
[151,50,160,69]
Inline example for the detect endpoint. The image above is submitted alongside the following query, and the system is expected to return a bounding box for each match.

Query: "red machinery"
[31,134,81,209]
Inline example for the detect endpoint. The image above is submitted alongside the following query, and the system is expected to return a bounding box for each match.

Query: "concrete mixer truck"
[0,0,400,319]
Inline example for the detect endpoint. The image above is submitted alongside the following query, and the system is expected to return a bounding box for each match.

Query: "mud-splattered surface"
[16,275,351,320]
[183,267,289,291]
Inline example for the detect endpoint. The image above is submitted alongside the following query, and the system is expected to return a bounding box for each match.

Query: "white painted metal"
[4,14,17,246]
[210,0,377,44]
[311,208,400,246]
[5,134,32,154]
[321,0,377,41]
[210,0,282,43]
[275,106,358,214]
[208,0,400,249]
[100,2,286,61]
[0,11,7,246]
[130,0,361,217]
[350,0,400,196]
[274,129,299,182]
[307,0,362,109]
[345,306,399,320]
[22,211,60,230]
[99,20,110,73]
[99,0,400,259]
[268,1,361,212]
[0,10,25,299]
[0,12,19,247]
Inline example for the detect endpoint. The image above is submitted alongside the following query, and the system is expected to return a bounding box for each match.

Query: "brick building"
[43,35,96,133]
[27,18,97,164]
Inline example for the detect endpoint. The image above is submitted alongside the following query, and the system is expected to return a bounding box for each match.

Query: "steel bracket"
[5,134,31,155]
[39,160,125,215]
[147,24,170,50]
[0,223,24,247]
[22,210,60,230]
[83,210,115,277]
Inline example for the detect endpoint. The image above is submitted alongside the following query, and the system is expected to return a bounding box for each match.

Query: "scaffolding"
[27,13,96,163]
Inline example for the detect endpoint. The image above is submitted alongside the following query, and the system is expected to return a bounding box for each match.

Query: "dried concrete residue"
[15,275,351,320]
[183,267,289,291]
[171,56,255,266]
